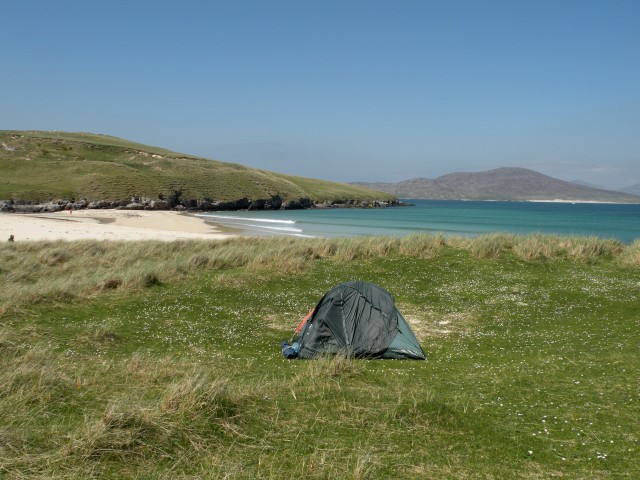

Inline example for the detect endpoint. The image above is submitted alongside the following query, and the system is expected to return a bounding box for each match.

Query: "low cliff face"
[0,196,399,213]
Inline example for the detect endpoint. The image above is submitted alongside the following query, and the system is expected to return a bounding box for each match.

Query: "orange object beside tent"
[296,308,314,334]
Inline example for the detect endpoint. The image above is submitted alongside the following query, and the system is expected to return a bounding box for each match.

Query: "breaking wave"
[196,214,295,225]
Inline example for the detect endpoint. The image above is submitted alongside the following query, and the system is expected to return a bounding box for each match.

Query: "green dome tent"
[292,281,426,360]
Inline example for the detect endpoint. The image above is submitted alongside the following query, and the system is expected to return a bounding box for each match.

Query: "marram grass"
[1,233,639,478]
[619,239,640,267]
[1,233,634,315]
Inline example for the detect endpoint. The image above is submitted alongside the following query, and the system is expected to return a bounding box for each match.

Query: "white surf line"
[196,214,317,237]
[205,220,305,235]
[195,214,296,224]
[243,224,303,233]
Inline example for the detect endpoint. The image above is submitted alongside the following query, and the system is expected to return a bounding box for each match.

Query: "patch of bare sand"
[0,210,235,242]
[399,304,478,339]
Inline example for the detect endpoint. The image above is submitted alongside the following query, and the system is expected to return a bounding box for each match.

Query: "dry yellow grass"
[1,234,637,316]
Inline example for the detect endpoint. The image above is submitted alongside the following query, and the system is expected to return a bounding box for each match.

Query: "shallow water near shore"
[198,199,640,243]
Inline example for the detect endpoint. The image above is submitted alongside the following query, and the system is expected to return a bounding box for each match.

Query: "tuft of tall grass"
[74,325,119,350]
[618,239,640,267]
[0,346,73,406]
[308,238,338,258]
[0,329,16,357]
[511,235,623,262]
[295,354,366,382]
[70,399,167,461]
[353,450,378,479]
[125,353,185,383]
[511,234,563,261]
[332,236,402,262]
[398,233,445,258]
[246,237,313,273]
[453,233,515,259]
[66,371,242,464]
[389,391,470,430]
[559,236,624,262]
[161,373,237,420]
[446,233,626,262]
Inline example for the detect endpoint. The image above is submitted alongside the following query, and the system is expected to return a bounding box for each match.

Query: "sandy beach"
[0,210,233,242]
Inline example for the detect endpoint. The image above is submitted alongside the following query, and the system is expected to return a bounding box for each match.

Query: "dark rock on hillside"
[211,198,251,210]
[248,196,282,210]
[87,200,111,209]
[11,204,45,213]
[124,202,145,210]
[283,198,314,209]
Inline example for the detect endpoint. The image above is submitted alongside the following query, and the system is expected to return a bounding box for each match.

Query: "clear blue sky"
[2,0,639,188]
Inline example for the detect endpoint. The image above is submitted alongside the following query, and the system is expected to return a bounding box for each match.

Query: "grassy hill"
[1,234,639,478]
[0,131,395,206]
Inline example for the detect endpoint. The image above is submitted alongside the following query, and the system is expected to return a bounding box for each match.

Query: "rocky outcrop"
[87,200,112,209]
[0,195,400,213]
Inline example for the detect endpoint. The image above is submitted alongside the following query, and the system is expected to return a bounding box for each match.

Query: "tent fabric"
[295,281,426,360]
[384,312,426,359]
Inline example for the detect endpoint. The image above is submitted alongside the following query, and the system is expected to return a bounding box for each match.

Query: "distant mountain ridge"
[353,167,640,203]
[621,183,640,196]
[572,179,640,197]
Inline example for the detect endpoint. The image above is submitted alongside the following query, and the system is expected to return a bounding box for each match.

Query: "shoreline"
[526,199,623,204]
[0,210,236,242]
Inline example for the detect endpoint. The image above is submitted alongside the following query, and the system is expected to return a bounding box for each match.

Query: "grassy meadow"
[1,234,639,479]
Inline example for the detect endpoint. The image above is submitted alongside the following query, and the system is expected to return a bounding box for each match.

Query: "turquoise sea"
[198,200,640,244]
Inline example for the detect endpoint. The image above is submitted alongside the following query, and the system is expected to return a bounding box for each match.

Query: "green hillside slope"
[0,131,395,207]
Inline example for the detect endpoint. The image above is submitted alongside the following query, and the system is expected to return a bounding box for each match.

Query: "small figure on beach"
[8,234,14,242]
